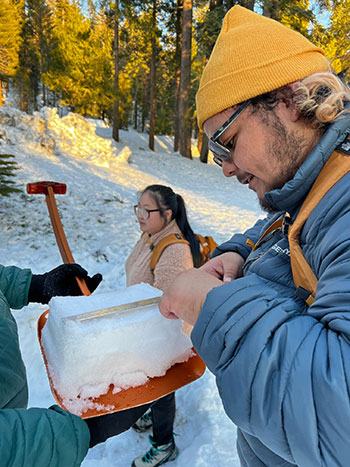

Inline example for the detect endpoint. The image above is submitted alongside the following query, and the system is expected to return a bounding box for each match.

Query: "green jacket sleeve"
[0,265,90,465]
[0,264,32,309]
[0,405,90,466]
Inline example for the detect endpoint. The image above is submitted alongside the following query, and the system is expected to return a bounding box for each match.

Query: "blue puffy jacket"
[192,113,350,466]
[0,265,90,466]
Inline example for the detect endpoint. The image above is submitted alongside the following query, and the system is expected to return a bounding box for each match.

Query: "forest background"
[1,0,349,164]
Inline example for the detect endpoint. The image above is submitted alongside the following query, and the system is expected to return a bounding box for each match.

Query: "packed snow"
[42,283,193,415]
[0,105,263,466]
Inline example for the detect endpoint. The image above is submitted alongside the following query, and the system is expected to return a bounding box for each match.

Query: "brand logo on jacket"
[271,243,290,256]
[338,135,350,155]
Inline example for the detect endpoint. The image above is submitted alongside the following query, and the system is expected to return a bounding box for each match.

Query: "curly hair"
[294,72,350,125]
[250,72,350,128]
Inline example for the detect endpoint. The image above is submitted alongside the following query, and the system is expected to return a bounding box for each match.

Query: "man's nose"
[222,160,238,177]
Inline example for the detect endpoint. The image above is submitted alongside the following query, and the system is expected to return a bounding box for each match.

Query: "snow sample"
[41,283,193,415]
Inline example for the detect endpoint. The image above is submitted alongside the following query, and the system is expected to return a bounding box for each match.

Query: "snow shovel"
[26,181,90,295]
[28,180,206,418]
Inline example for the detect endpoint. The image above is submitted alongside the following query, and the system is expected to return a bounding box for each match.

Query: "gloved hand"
[28,263,102,304]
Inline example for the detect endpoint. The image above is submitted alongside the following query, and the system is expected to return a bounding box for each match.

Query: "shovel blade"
[38,310,206,418]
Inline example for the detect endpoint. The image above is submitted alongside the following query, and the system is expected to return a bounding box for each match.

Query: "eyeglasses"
[134,205,161,220]
[209,100,250,167]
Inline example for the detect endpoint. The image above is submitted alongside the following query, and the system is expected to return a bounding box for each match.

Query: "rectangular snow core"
[41,283,193,416]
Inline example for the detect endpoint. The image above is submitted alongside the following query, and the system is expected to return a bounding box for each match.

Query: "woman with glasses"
[125,184,201,467]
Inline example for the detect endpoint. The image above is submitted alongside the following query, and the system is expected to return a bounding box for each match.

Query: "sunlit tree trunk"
[112,1,120,142]
[173,0,182,152]
[179,0,192,159]
[199,131,209,163]
[148,0,157,151]
[133,88,138,130]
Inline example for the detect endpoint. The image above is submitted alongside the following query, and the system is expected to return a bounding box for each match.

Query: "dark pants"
[86,392,175,448]
[150,392,176,445]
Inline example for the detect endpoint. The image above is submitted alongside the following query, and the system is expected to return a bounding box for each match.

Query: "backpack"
[149,233,218,273]
[246,145,350,306]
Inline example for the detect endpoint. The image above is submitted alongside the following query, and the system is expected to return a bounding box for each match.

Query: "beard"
[257,110,311,213]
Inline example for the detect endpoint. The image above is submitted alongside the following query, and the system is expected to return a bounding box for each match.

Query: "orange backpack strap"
[149,233,189,273]
[196,234,218,264]
[288,150,350,306]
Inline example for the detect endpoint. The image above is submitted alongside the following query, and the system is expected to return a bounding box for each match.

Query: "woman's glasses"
[209,100,250,167]
[134,205,161,220]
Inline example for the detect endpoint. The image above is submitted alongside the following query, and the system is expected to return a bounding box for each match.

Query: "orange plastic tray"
[38,310,206,418]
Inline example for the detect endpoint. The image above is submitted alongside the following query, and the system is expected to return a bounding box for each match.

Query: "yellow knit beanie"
[196,5,330,129]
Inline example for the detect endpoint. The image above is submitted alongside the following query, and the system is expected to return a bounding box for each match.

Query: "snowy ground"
[0,106,263,466]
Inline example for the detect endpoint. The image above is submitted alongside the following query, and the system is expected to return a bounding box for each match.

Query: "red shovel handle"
[27,181,91,296]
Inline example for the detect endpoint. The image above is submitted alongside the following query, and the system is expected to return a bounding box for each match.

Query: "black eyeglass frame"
[134,205,161,219]
[209,100,251,167]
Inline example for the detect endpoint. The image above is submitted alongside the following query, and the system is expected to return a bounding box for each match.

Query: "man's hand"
[159,268,223,326]
[200,252,244,282]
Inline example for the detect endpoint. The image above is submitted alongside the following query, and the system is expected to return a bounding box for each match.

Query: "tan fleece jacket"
[125,219,194,292]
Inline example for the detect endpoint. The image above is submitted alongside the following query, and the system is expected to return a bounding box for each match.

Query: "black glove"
[28,263,102,304]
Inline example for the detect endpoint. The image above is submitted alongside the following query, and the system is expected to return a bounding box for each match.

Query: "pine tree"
[0,0,22,105]
[117,4,153,130]
[0,154,21,196]
[27,0,55,107]
[315,0,350,81]
[14,0,54,111]
[43,0,114,117]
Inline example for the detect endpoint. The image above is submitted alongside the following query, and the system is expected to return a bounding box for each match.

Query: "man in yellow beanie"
[159,5,350,467]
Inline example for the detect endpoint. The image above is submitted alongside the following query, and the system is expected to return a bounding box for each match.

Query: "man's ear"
[287,100,301,122]
[285,82,302,122]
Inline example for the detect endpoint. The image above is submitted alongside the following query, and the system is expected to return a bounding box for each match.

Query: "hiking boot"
[131,435,179,467]
[132,410,153,433]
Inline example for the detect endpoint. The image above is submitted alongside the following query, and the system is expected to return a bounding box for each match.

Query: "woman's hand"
[200,252,244,282]
[159,268,223,326]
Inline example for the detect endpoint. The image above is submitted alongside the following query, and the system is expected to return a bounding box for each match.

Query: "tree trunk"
[178,0,192,159]
[0,81,2,106]
[245,0,255,10]
[263,0,280,19]
[173,0,183,152]
[142,74,147,133]
[148,0,157,151]
[133,89,138,130]
[237,0,255,9]
[20,81,28,112]
[112,4,120,142]
[199,132,209,163]
[148,48,156,150]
